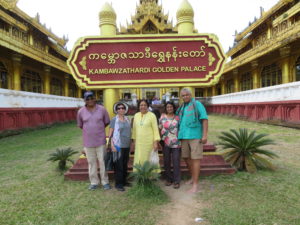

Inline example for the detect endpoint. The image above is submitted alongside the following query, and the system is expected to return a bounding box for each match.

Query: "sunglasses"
[85,97,94,101]
[117,107,125,110]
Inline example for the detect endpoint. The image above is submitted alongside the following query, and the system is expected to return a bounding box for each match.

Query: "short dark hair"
[115,102,125,109]
[164,101,176,113]
[138,99,150,108]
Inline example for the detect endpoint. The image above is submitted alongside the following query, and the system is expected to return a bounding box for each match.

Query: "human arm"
[76,110,83,129]
[151,113,161,151]
[103,108,110,127]
[201,119,208,144]
[108,118,117,152]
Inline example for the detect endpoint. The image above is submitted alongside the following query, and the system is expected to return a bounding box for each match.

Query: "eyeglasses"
[85,98,94,101]
[117,107,125,110]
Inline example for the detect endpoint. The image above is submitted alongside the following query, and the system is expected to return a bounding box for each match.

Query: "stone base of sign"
[64,143,236,181]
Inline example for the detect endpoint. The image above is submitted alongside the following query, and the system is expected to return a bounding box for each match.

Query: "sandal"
[165,181,172,186]
[173,183,180,189]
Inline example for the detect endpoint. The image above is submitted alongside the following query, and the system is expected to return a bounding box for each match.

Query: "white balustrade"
[211,81,300,104]
[0,88,84,108]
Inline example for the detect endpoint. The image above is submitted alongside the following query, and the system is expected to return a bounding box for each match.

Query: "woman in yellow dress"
[132,100,161,167]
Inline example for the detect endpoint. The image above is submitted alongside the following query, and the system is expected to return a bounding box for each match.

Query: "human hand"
[153,142,159,151]
[201,137,207,144]
[111,145,117,152]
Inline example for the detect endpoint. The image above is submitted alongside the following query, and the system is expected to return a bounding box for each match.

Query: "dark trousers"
[163,146,181,184]
[115,148,130,188]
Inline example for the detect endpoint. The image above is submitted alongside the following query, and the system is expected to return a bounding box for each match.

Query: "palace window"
[21,70,42,93]
[195,88,204,97]
[0,62,8,89]
[240,72,253,91]
[261,63,282,87]
[296,57,300,81]
[68,82,77,97]
[226,79,234,93]
[50,78,63,96]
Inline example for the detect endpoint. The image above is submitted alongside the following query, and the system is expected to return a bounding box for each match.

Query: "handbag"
[149,150,159,165]
[105,138,114,171]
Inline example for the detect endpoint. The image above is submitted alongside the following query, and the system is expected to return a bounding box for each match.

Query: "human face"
[139,101,148,114]
[166,104,174,115]
[85,96,96,107]
[116,105,126,115]
[181,91,191,103]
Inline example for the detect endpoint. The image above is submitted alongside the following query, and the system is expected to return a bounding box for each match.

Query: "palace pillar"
[212,85,217,96]
[280,46,291,84]
[233,69,240,92]
[77,87,82,98]
[44,65,51,95]
[203,88,208,97]
[251,60,260,89]
[104,88,118,134]
[221,81,226,95]
[64,75,69,97]
[11,53,22,91]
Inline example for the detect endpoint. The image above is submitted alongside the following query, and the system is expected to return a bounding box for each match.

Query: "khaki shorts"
[181,139,203,159]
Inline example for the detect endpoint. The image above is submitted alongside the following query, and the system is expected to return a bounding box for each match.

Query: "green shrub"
[218,128,278,173]
[129,161,160,186]
[47,147,78,171]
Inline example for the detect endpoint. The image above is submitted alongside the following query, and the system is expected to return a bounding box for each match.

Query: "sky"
[17,0,279,52]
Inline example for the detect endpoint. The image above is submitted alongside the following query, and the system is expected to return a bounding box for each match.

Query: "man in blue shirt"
[177,88,208,193]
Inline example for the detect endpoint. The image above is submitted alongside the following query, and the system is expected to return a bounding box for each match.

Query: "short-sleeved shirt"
[177,99,208,140]
[159,114,180,148]
[110,116,131,148]
[77,104,110,148]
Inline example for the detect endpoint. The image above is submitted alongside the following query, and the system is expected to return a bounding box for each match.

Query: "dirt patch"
[157,181,210,225]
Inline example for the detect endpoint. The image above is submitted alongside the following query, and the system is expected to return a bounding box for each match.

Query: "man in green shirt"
[177,88,208,193]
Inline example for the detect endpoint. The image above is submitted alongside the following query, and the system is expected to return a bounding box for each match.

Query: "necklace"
[140,113,147,126]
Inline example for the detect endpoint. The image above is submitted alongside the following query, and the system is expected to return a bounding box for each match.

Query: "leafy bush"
[127,161,167,203]
[47,147,78,171]
[129,161,160,186]
[218,128,278,173]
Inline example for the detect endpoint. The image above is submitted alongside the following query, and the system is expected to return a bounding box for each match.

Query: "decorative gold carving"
[79,56,87,70]
[119,0,174,34]
[208,53,215,66]
[279,46,291,57]
[0,0,18,10]
[251,60,258,69]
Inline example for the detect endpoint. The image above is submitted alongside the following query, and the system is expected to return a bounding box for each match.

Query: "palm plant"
[218,128,278,173]
[129,161,160,186]
[47,147,78,171]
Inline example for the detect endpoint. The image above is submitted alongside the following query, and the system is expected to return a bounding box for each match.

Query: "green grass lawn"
[1,116,300,225]
[199,115,300,225]
[0,122,164,225]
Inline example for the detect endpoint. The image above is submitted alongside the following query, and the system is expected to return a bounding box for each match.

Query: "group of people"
[77,88,208,193]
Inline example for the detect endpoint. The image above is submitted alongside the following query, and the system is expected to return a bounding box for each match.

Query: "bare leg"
[187,159,201,193]
[184,158,193,185]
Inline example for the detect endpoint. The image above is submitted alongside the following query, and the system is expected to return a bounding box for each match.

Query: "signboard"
[67,34,226,88]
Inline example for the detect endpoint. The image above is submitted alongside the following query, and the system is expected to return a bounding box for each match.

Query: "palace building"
[1,0,300,131]
[0,0,80,97]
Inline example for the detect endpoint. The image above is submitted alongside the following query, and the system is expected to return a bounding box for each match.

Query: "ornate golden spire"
[99,2,117,27]
[119,0,175,34]
[176,0,194,25]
